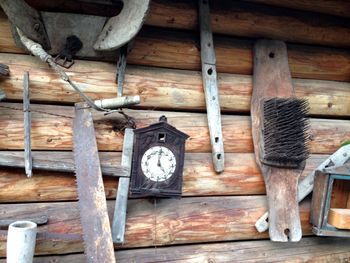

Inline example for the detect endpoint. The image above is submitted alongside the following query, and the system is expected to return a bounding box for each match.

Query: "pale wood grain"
[146,0,350,47]
[0,152,327,202]
[0,196,312,256]
[0,15,349,81]
[27,237,350,263]
[1,54,349,116]
[0,103,349,153]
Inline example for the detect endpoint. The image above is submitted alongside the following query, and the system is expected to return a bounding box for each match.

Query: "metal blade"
[73,103,115,263]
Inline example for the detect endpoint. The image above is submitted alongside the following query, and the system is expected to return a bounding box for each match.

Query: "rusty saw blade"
[73,103,115,263]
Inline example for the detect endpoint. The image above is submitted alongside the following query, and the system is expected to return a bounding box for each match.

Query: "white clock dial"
[141,146,177,182]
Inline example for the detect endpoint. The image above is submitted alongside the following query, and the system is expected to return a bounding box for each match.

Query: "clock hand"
[157,148,162,167]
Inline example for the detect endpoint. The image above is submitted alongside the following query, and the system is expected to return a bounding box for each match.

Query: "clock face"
[141,146,177,182]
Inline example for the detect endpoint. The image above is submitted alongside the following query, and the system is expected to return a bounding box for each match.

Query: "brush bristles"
[262,98,310,168]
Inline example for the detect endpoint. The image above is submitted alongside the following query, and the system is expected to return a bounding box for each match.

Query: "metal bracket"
[112,128,134,244]
[23,72,32,177]
[255,144,350,233]
[198,0,224,173]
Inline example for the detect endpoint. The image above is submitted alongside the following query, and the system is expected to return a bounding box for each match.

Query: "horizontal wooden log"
[0,103,349,153]
[28,237,350,263]
[0,152,327,202]
[243,0,350,18]
[147,0,350,48]
[3,0,350,47]
[0,14,349,82]
[0,196,312,256]
[1,53,350,116]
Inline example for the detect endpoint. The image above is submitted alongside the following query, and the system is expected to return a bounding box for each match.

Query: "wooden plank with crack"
[0,54,349,116]
[0,196,312,256]
[0,103,349,153]
[0,14,349,82]
[0,152,327,202]
[24,237,350,263]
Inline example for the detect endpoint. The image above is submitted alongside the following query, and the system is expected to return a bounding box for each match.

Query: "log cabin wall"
[0,0,350,262]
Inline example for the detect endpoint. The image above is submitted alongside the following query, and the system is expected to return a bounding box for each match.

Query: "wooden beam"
[146,0,350,48]
[0,103,349,153]
[1,54,349,116]
[243,0,350,18]
[0,14,349,82]
[0,196,312,256]
[29,237,350,263]
[3,0,350,47]
[0,152,326,202]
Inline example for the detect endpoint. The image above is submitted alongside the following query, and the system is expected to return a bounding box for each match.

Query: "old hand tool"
[73,103,115,263]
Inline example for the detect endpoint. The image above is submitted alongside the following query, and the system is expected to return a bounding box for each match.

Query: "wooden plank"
[0,196,313,256]
[146,0,350,47]
[0,153,326,202]
[0,103,349,154]
[0,151,127,177]
[23,71,32,177]
[1,53,350,116]
[329,208,350,230]
[243,0,350,18]
[0,18,349,82]
[199,0,224,172]
[28,237,350,263]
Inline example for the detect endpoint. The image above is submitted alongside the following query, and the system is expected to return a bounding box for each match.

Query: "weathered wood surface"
[0,151,127,176]
[0,152,326,202]
[243,0,350,18]
[0,17,349,82]
[1,54,350,116]
[329,208,350,230]
[251,40,302,241]
[3,0,350,47]
[0,196,312,256]
[27,237,350,263]
[0,103,349,153]
[147,0,350,48]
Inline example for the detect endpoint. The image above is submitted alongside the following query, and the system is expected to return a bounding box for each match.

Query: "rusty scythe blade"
[73,103,115,263]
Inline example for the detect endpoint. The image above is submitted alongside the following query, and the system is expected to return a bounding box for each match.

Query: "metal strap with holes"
[199,0,224,173]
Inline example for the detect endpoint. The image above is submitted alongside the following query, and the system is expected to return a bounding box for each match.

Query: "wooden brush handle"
[251,40,302,242]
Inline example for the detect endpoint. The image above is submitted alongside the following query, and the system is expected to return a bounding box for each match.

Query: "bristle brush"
[251,40,310,242]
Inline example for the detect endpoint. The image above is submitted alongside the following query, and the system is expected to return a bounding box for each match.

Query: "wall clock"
[130,116,189,198]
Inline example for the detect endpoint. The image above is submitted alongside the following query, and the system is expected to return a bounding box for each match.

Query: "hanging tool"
[15,28,140,112]
[255,144,350,233]
[112,128,134,244]
[73,103,115,263]
[0,0,150,57]
[198,0,225,173]
[23,72,32,177]
[251,40,310,242]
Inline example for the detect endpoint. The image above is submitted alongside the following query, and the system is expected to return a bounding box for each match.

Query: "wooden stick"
[22,71,32,177]
[199,0,224,172]
[112,128,134,244]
